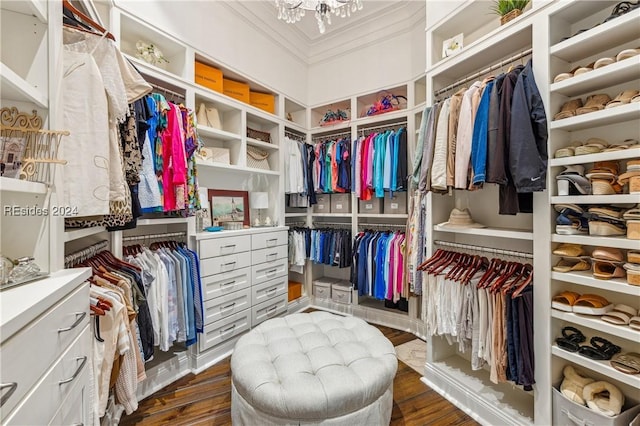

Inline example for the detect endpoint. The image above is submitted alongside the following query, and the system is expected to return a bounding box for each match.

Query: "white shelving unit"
[551,271,640,297]
[551,234,639,250]
[549,148,640,167]
[196,125,242,142]
[551,310,640,343]
[433,225,534,240]
[0,63,48,108]
[0,177,48,194]
[64,226,107,243]
[549,103,640,131]
[550,194,640,204]
[550,56,640,97]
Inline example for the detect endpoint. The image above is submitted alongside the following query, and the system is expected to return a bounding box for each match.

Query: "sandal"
[552,243,585,257]
[576,93,612,115]
[554,98,583,120]
[551,290,581,311]
[556,165,591,195]
[553,257,591,272]
[629,316,640,331]
[610,352,640,374]
[601,304,638,325]
[588,220,626,236]
[578,337,621,360]
[591,246,623,262]
[555,326,586,352]
[572,294,614,315]
[616,48,640,62]
[594,57,615,69]
[606,89,640,109]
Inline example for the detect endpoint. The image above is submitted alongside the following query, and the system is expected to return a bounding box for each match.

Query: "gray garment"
[418,102,441,193]
[431,98,451,191]
[486,73,506,184]
[412,106,431,187]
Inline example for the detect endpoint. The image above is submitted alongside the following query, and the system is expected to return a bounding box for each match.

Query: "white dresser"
[192,227,289,371]
[0,268,92,425]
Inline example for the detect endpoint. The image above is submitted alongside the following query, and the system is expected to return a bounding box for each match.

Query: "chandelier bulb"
[340,8,346,17]
[327,14,332,24]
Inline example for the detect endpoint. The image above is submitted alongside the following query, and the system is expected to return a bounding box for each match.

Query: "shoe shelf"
[551,234,639,250]
[551,346,640,389]
[0,62,48,108]
[550,57,640,98]
[550,102,640,132]
[433,225,534,241]
[550,194,640,205]
[552,310,640,343]
[549,149,640,167]
[196,125,242,142]
[551,271,640,297]
[550,9,640,63]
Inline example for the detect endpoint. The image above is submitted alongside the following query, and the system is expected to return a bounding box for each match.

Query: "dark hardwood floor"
[121,319,478,426]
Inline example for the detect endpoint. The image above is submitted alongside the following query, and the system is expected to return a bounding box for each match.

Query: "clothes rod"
[358,121,407,135]
[433,240,533,259]
[312,221,352,228]
[285,131,306,141]
[359,223,406,229]
[122,231,187,242]
[434,48,533,97]
[65,239,109,266]
[312,131,352,142]
[150,83,185,100]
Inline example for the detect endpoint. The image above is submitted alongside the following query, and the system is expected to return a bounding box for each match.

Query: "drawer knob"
[0,382,17,407]
[58,311,87,333]
[220,324,236,334]
[59,356,88,385]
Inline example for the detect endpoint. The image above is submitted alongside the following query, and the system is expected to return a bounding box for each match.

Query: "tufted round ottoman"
[230,311,398,425]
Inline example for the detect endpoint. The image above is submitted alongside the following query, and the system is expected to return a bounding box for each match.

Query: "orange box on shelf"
[223,78,250,103]
[288,281,302,302]
[194,61,223,93]
[250,91,276,114]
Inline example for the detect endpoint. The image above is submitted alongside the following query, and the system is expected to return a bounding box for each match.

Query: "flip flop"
[601,304,637,325]
[572,294,614,315]
[552,290,581,312]
[610,352,640,375]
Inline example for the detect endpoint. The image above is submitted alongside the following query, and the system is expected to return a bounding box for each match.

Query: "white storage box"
[312,278,334,300]
[383,192,407,214]
[313,194,330,213]
[552,386,640,426]
[331,281,352,304]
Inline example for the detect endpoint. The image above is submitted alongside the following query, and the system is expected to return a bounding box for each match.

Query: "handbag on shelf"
[196,103,222,129]
[196,147,230,164]
[246,127,271,143]
[246,146,270,170]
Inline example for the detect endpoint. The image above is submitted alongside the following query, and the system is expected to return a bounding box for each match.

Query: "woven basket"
[500,9,522,25]
[628,220,640,240]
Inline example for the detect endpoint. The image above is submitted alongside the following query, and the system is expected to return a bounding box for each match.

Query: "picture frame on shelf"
[442,33,464,58]
[208,189,250,227]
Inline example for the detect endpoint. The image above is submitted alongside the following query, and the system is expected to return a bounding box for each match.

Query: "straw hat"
[438,208,485,229]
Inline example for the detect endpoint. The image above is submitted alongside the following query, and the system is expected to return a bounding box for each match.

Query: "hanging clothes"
[308,228,352,268]
[311,137,351,194]
[288,227,310,274]
[355,128,407,200]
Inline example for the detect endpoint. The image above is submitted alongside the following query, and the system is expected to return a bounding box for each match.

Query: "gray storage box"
[313,194,330,213]
[312,278,334,300]
[552,386,640,426]
[331,281,352,304]
[331,193,351,213]
[383,192,407,214]
[359,197,382,214]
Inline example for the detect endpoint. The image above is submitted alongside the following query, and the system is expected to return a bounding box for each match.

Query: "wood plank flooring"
[121,319,478,426]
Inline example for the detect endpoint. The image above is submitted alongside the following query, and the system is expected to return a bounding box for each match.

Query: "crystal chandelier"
[275,0,364,34]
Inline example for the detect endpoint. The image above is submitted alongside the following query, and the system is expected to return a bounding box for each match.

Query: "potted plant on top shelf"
[491,0,530,25]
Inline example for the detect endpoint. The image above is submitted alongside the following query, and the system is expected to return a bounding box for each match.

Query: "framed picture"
[442,33,464,58]
[208,189,250,226]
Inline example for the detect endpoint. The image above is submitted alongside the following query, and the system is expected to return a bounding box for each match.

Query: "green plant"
[490,0,530,16]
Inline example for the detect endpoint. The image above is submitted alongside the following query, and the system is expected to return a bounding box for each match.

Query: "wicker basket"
[500,8,522,25]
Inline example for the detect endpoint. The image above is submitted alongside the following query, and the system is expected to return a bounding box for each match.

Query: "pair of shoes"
[553,48,640,83]
[556,328,621,360]
[555,204,589,235]
[560,365,625,416]
[551,292,613,315]
[591,246,625,279]
[554,94,613,120]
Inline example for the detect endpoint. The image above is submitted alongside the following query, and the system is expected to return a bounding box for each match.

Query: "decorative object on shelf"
[135,40,169,65]
[1,107,67,183]
[364,92,408,117]
[437,207,485,229]
[274,0,363,34]
[0,255,48,291]
[442,33,463,58]
[286,112,294,121]
[196,103,222,129]
[246,146,271,170]
[195,147,230,165]
[250,191,270,227]
[208,189,250,226]
[319,108,349,126]
[246,127,272,143]
[196,187,212,231]
[491,0,529,25]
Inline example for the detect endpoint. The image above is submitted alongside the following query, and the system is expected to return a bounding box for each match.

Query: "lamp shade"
[250,192,269,209]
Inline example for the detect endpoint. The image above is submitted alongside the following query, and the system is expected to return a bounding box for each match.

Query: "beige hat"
[438,208,485,229]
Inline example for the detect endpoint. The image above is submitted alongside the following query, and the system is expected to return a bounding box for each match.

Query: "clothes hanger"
[512,264,533,298]
[63,0,115,41]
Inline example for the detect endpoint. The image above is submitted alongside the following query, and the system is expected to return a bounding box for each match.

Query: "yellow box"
[288,281,302,302]
[250,91,276,114]
[194,61,223,93]
[223,78,250,103]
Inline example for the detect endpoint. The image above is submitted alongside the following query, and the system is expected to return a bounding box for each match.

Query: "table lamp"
[250,192,269,226]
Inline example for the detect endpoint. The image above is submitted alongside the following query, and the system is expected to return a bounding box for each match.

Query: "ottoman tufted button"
[231,311,397,424]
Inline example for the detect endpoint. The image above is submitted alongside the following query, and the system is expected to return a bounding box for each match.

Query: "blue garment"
[391,131,399,192]
[374,234,388,299]
[471,81,494,186]
[357,234,372,296]
[383,133,393,191]
[374,133,387,198]
[181,247,204,333]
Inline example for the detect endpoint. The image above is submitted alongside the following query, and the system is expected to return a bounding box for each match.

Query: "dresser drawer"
[251,258,288,286]
[202,267,251,301]
[203,287,251,325]
[251,231,288,250]
[0,283,89,417]
[199,309,251,352]
[199,235,251,258]
[251,292,288,327]
[201,253,251,276]
[252,245,287,265]
[252,276,288,305]
[49,373,88,426]
[3,325,90,425]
